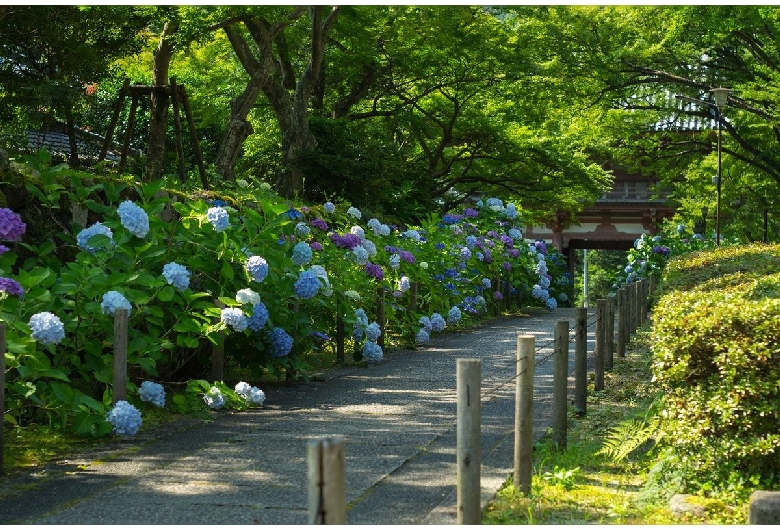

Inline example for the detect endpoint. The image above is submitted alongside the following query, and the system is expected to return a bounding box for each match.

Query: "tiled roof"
[25,123,139,164]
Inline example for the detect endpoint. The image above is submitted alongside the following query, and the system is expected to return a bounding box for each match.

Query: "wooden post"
[376,287,385,349]
[633,281,641,334]
[112,309,129,404]
[410,282,418,312]
[573,308,587,416]
[179,85,209,189]
[552,320,569,450]
[605,296,615,370]
[595,299,606,392]
[118,93,139,174]
[641,279,648,324]
[99,77,130,162]
[307,437,346,524]
[514,335,535,495]
[170,77,187,183]
[336,314,345,364]
[457,358,481,524]
[617,287,627,358]
[212,300,225,382]
[0,322,5,475]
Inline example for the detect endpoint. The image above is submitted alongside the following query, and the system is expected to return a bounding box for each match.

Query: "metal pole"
[716,105,722,246]
[583,249,589,308]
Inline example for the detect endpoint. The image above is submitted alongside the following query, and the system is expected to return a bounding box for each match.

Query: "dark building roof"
[26,122,140,165]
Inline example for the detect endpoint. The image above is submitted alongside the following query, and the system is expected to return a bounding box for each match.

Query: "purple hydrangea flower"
[463,208,478,218]
[365,262,384,280]
[0,208,26,241]
[310,218,328,231]
[310,241,323,251]
[0,276,24,298]
[399,250,415,264]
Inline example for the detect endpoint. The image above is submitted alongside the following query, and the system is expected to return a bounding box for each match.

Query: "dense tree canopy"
[4,5,780,234]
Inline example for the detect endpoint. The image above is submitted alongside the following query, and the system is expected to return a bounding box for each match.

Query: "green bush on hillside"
[651,244,780,501]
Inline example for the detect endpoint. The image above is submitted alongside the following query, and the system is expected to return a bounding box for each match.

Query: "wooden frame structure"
[99,77,209,188]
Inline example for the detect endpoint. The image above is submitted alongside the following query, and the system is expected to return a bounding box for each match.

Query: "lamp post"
[675,87,731,245]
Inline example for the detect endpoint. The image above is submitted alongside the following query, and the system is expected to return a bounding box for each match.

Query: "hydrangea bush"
[1,161,570,438]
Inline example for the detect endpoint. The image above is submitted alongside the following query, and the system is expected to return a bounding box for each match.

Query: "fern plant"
[597,395,663,463]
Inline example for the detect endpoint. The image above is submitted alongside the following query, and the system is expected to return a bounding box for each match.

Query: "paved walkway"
[0,307,596,525]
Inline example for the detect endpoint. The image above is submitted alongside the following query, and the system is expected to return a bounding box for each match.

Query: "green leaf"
[157,285,176,302]
[221,259,235,280]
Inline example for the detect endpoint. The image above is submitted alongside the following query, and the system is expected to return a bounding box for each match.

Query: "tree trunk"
[145,21,178,182]
[64,108,80,169]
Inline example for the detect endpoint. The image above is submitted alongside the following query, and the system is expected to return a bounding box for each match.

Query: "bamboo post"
[617,287,627,358]
[573,308,587,416]
[595,299,606,392]
[605,296,615,370]
[514,335,535,495]
[376,287,385,349]
[457,358,481,524]
[0,322,5,475]
[307,437,346,524]
[552,320,569,450]
[112,309,129,405]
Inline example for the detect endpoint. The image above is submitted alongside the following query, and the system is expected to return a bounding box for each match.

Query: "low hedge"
[651,244,780,499]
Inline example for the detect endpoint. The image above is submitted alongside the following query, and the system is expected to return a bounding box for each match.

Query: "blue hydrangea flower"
[292,241,313,266]
[352,308,369,341]
[419,316,432,333]
[352,245,369,265]
[246,256,269,283]
[324,202,336,213]
[269,327,293,357]
[294,269,320,299]
[347,206,362,219]
[481,278,492,289]
[76,222,114,252]
[203,386,225,409]
[295,222,311,237]
[285,208,303,220]
[460,247,472,260]
[247,302,269,331]
[362,239,377,257]
[117,200,150,238]
[508,228,522,240]
[206,206,230,232]
[430,313,446,332]
[221,307,248,332]
[101,290,132,316]
[539,276,551,289]
[401,229,421,241]
[362,341,383,363]
[535,261,548,276]
[29,311,65,345]
[399,276,411,292]
[162,262,190,291]
[546,297,558,311]
[415,328,430,345]
[389,254,401,269]
[139,381,165,407]
[236,383,266,405]
[365,322,381,342]
[235,288,261,305]
[447,306,462,325]
[505,203,518,219]
[558,293,569,303]
[106,400,142,435]
[350,225,365,240]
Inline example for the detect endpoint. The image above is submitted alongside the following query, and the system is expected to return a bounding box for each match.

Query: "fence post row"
[113,308,129,404]
[552,320,569,450]
[307,437,346,524]
[573,308,588,416]
[594,299,606,392]
[605,296,615,371]
[457,358,482,525]
[514,335,535,496]
[617,287,627,358]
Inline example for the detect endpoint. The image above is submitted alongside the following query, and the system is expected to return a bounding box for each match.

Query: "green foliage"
[651,243,780,502]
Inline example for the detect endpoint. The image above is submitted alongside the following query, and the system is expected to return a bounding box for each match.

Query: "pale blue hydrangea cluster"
[203,386,225,409]
[77,222,114,252]
[365,322,381,342]
[508,228,522,240]
[324,202,336,213]
[352,245,369,265]
[221,307,248,332]
[101,290,132,316]
[139,381,166,407]
[294,269,320,299]
[236,288,261,305]
[309,265,332,297]
[246,256,268,283]
[430,313,446,333]
[106,400,142,435]
[269,327,293,357]
[352,308,369,340]
[398,276,411,292]
[347,206,362,219]
[362,340,383,363]
[117,200,150,238]
[29,311,65,345]
[295,222,311,237]
[367,218,391,236]
[247,302,269,331]
[235,381,266,405]
[401,229,421,242]
[486,197,504,211]
[362,239,377,257]
[415,328,430,345]
[505,203,518,219]
[419,316,432,333]
[206,206,230,232]
[546,297,558,311]
[481,278,492,289]
[162,262,190,291]
[292,241,313,266]
[350,226,365,241]
[389,254,401,269]
[447,306,462,325]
